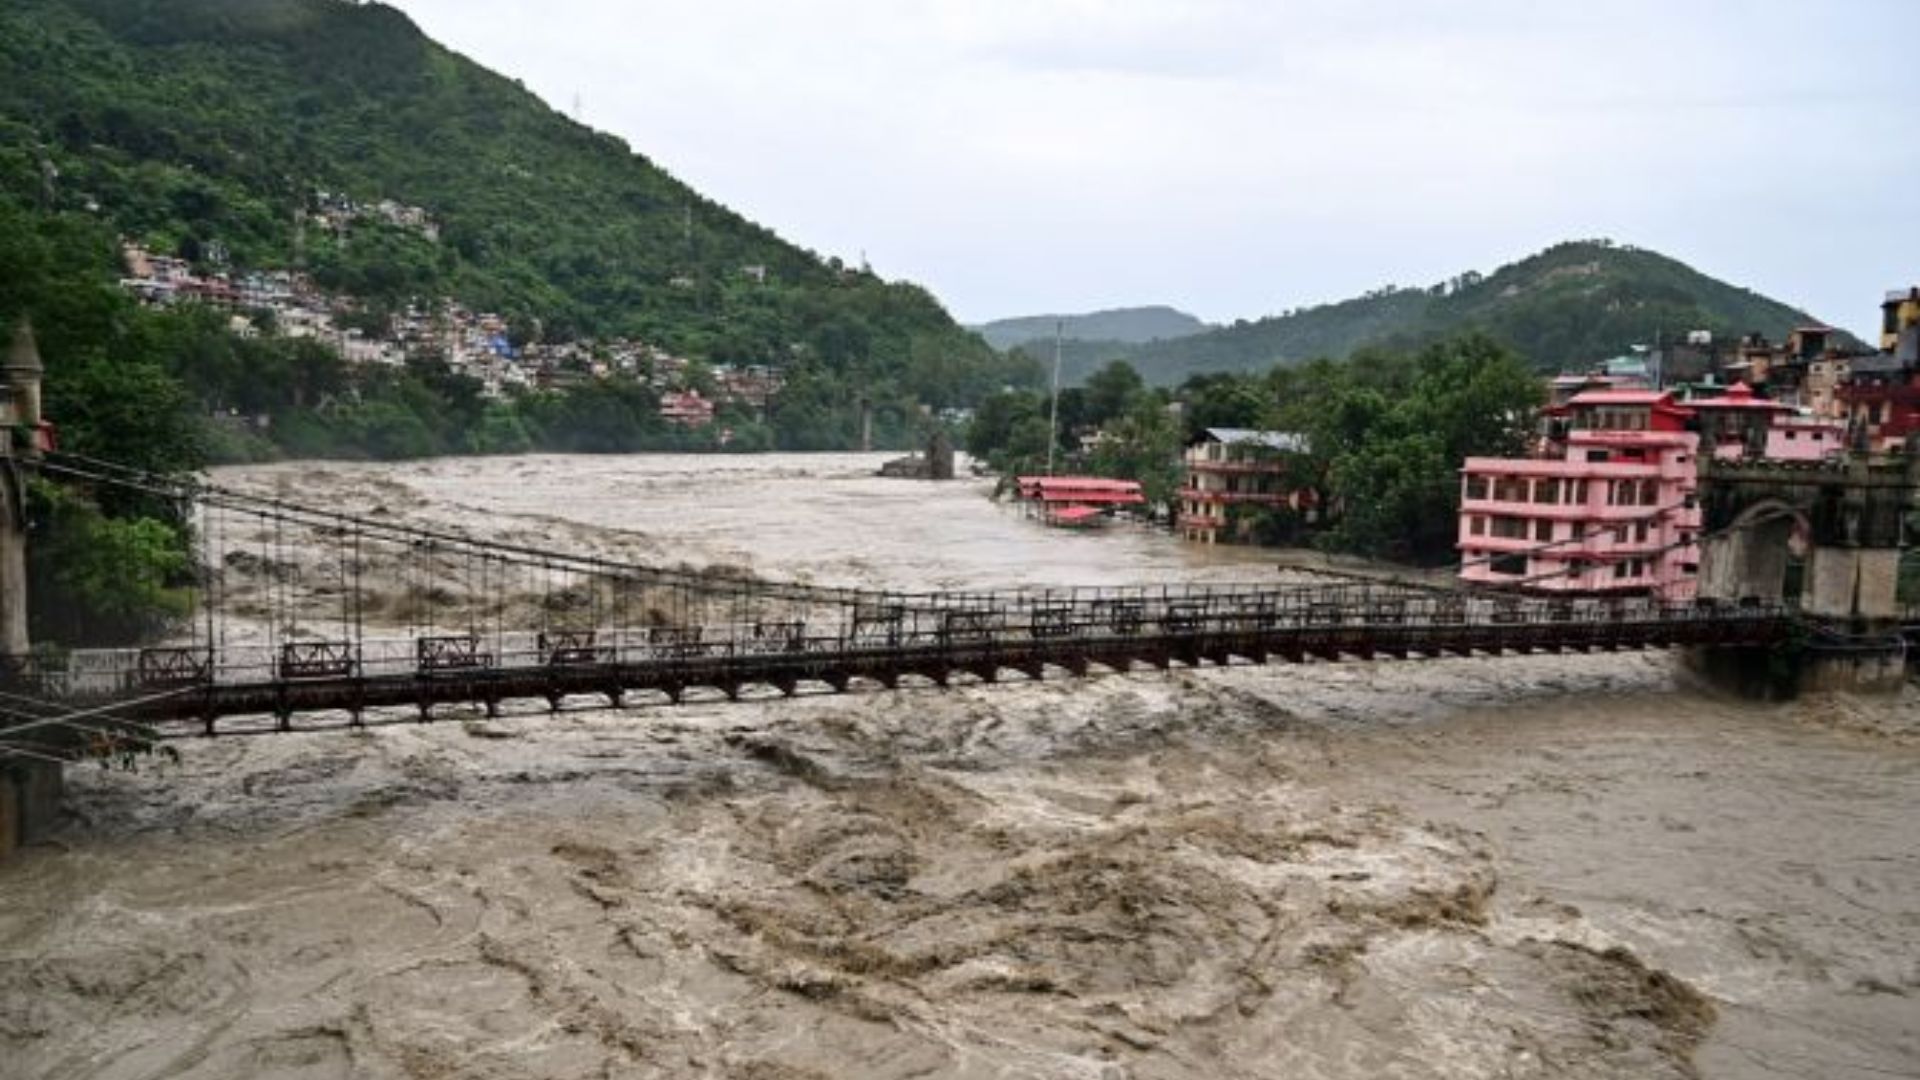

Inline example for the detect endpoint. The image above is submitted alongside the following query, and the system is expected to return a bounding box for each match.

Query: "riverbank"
[2,453,1913,1079]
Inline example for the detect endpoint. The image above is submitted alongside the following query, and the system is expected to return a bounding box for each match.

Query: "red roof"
[1688,382,1792,411]
[1565,389,1674,406]
[1016,475,1146,504]
[1048,505,1104,523]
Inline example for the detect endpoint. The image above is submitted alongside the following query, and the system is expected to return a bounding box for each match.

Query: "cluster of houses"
[1458,287,1920,600]
[308,190,440,242]
[1021,288,1920,606]
[116,240,785,430]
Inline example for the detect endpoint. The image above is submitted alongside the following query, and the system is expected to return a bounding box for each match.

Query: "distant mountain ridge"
[1022,241,1840,386]
[972,305,1210,351]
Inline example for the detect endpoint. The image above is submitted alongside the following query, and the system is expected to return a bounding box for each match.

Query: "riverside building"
[1457,383,1808,601]
[1176,428,1316,544]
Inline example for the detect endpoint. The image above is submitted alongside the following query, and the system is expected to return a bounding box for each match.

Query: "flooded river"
[2,453,1915,1079]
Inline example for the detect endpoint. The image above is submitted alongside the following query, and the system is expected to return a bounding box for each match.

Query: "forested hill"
[0,0,1025,403]
[972,306,1210,351]
[1050,242,1836,386]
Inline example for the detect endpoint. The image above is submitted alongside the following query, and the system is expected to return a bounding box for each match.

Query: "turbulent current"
[2,453,1916,1080]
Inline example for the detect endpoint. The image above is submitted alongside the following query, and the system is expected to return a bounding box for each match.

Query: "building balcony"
[1181,489,1293,506]
[1461,536,1699,561]
[1459,498,1699,523]
[1461,457,1664,480]
[1184,459,1291,476]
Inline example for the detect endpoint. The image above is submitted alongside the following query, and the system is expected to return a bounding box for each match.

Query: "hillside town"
[115,201,785,433]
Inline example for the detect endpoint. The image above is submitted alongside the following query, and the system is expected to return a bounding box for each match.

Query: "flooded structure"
[1176,428,1316,544]
[1694,441,1920,692]
[1014,474,1145,526]
[875,429,956,480]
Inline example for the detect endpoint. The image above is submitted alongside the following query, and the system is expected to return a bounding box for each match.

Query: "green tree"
[1082,359,1146,426]
[1088,397,1183,510]
[25,480,191,647]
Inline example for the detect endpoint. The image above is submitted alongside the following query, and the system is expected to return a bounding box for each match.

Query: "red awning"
[1015,475,1146,504]
[1048,505,1104,523]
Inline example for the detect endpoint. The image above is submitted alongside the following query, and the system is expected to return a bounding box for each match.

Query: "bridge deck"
[5,594,1792,735]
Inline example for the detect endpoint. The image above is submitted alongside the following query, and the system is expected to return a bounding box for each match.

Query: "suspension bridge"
[0,450,1818,755]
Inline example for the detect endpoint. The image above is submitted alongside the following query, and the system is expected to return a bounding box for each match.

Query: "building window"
[1614,561,1629,579]
[1465,475,1489,500]
[1491,554,1527,576]
[1634,521,1649,543]
[1534,478,1560,503]
[1535,520,1553,542]
[1470,516,1486,536]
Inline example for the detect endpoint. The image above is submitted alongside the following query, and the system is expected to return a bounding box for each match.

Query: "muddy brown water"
[2,453,1915,1080]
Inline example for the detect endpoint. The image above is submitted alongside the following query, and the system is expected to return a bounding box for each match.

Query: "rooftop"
[1687,382,1792,411]
[1565,389,1673,406]
[1191,428,1309,452]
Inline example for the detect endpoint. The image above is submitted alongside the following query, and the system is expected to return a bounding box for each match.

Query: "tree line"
[966,334,1544,565]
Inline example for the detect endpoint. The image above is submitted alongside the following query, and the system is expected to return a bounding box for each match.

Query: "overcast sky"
[389,0,1909,337]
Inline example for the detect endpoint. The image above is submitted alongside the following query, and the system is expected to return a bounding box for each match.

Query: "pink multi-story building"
[1460,389,1704,599]
[1458,383,1818,600]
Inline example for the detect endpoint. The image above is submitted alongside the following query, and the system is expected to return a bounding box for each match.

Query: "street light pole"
[1046,320,1062,475]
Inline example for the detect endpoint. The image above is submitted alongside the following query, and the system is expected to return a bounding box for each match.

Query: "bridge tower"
[1692,443,1920,694]
[2,318,45,655]
[1,318,59,859]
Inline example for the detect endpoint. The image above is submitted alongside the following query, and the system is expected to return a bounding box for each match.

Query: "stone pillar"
[1,319,43,659]
[1,319,57,860]
[0,471,25,659]
[928,429,955,481]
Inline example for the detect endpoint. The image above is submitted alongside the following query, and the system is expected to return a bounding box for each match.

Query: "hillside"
[1068,241,1836,385]
[973,306,1209,351]
[0,0,1028,408]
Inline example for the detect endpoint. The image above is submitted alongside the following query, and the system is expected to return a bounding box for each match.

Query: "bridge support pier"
[1694,447,1918,698]
[0,760,64,860]
[1685,641,1908,699]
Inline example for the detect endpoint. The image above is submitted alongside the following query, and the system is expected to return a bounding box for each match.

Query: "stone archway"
[1698,453,1918,623]
[1698,497,1811,605]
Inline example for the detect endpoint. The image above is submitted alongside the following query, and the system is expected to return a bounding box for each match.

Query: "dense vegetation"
[1022,241,1835,386]
[973,306,1210,352]
[968,334,1544,564]
[0,0,1036,443]
[0,0,1049,646]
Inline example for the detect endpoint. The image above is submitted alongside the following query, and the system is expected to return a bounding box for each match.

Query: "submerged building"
[1176,428,1316,545]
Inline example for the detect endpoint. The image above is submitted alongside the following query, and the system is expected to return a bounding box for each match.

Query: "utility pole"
[1045,319,1062,476]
